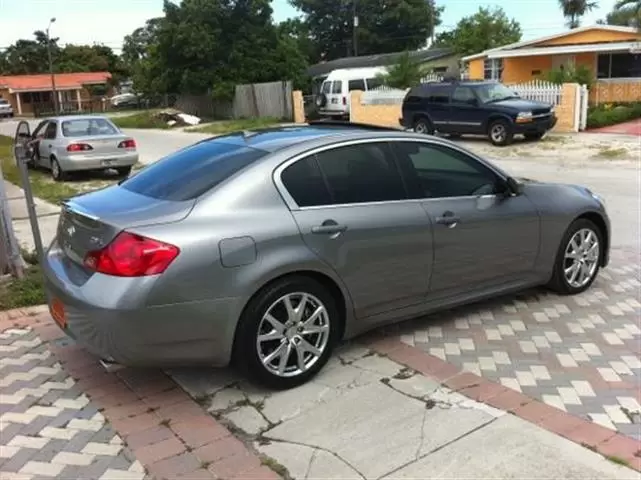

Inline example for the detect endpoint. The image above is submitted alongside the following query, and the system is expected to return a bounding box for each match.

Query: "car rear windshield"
[120,140,269,201]
[0,99,9,105]
[61,118,119,137]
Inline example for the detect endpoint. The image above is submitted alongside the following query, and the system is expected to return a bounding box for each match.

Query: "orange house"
[462,25,641,104]
[0,72,113,116]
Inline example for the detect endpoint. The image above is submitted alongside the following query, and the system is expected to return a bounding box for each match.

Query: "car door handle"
[436,213,460,228]
[311,221,347,235]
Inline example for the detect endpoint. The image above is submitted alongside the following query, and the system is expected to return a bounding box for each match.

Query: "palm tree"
[558,0,599,28]
[613,0,641,29]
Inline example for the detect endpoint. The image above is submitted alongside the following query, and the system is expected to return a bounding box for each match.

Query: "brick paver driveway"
[0,327,146,479]
[397,247,641,440]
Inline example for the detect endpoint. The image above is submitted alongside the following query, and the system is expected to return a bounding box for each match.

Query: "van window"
[366,77,384,90]
[348,79,366,91]
[321,82,331,94]
[331,81,343,94]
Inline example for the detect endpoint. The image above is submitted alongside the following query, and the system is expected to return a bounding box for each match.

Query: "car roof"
[190,123,431,154]
[44,115,113,122]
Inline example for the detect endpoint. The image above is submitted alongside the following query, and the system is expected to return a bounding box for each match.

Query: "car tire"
[51,158,67,182]
[413,117,434,135]
[524,132,544,141]
[234,275,340,389]
[116,166,132,177]
[547,218,603,296]
[488,119,513,146]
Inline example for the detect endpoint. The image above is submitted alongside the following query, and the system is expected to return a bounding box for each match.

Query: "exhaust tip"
[99,358,124,373]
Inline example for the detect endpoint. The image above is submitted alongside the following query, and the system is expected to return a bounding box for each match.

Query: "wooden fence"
[234,81,293,119]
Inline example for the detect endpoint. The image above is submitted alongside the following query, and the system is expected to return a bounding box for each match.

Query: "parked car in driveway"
[25,115,138,181]
[400,80,557,146]
[43,121,609,389]
[0,98,14,118]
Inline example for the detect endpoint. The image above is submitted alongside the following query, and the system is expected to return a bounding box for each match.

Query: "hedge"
[587,102,641,129]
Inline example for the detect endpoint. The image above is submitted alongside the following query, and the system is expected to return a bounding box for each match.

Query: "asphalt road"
[1,119,638,250]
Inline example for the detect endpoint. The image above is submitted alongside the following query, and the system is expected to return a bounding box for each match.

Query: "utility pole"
[46,17,59,115]
[353,0,358,57]
[429,0,436,46]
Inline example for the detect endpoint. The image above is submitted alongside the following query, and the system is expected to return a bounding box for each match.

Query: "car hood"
[489,98,551,111]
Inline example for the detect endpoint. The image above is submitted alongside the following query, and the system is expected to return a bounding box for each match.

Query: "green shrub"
[543,64,593,87]
[587,101,641,128]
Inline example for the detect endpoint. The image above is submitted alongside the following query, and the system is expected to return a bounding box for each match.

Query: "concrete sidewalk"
[170,340,639,480]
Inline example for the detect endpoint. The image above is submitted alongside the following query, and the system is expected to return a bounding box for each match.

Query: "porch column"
[76,89,82,111]
[15,92,22,115]
[58,91,63,109]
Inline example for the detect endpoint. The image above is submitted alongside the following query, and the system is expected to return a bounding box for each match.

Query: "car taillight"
[342,96,347,105]
[118,139,136,149]
[83,231,179,277]
[67,143,93,152]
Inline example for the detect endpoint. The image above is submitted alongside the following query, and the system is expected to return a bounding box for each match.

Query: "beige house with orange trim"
[462,25,641,104]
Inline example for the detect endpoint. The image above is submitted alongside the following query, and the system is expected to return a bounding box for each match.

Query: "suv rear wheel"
[413,117,434,135]
[488,119,513,146]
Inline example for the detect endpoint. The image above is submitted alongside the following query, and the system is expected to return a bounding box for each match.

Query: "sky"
[0,0,618,54]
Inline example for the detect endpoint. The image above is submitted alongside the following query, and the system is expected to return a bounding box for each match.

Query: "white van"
[316,67,388,118]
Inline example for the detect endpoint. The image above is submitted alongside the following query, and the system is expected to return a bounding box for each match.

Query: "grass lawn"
[0,264,46,310]
[189,117,282,134]
[111,110,170,129]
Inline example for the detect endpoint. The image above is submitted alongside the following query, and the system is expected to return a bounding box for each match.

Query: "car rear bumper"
[514,114,557,134]
[42,243,240,367]
[58,152,139,171]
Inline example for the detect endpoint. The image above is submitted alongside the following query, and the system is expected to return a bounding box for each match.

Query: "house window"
[21,92,52,104]
[483,59,503,80]
[597,52,641,79]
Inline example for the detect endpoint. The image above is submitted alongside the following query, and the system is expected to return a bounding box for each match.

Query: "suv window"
[315,142,406,205]
[331,81,342,94]
[390,142,500,198]
[281,156,332,207]
[425,85,451,104]
[451,87,476,104]
[43,122,57,140]
[348,79,366,91]
[121,141,268,201]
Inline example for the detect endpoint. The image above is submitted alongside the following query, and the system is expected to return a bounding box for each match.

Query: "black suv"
[400,80,557,146]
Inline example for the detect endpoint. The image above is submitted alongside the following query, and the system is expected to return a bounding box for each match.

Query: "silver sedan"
[26,115,138,181]
[43,122,610,389]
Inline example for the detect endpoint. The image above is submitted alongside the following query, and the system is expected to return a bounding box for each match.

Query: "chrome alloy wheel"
[490,123,507,143]
[256,292,330,378]
[563,228,600,289]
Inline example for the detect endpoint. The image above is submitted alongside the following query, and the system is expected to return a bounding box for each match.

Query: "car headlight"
[516,111,533,123]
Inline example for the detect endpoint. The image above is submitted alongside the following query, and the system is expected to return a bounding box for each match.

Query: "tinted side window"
[315,143,406,204]
[281,156,332,207]
[321,81,331,94]
[425,86,451,104]
[44,122,57,139]
[365,77,384,90]
[331,81,342,94]
[390,142,500,199]
[348,79,366,91]
[121,141,268,201]
[451,87,476,104]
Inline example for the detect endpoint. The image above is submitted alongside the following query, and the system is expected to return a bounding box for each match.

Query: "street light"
[46,17,59,114]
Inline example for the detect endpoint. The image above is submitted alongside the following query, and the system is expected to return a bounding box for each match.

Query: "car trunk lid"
[58,185,194,265]
[65,135,131,156]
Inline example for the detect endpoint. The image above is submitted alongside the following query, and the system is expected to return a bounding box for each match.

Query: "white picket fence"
[420,73,443,83]
[510,80,563,106]
[361,87,408,105]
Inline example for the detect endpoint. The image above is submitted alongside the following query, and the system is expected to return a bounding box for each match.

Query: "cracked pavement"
[168,344,635,480]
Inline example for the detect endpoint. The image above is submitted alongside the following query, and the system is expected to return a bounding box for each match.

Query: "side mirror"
[505,177,522,196]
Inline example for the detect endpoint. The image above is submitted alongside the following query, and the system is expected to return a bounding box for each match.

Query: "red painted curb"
[369,335,641,472]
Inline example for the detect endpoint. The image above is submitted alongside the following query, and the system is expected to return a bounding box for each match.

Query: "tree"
[0,31,126,83]
[278,18,319,64]
[434,7,521,57]
[558,0,598,29]
[378,51,423,88]
[289,0,441,61]
[126,0,308,96]
[599,0,640,27]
